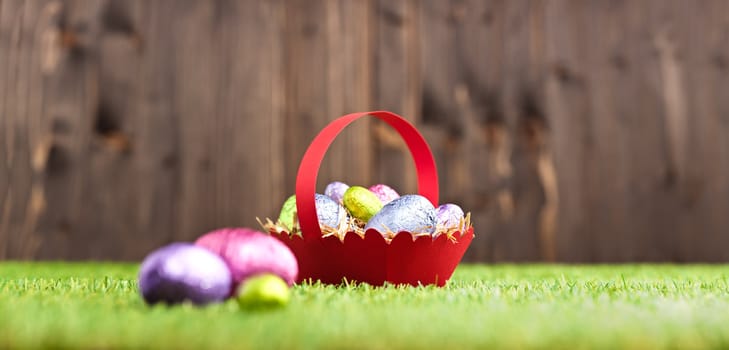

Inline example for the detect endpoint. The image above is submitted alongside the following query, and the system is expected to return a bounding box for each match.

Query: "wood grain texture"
[283,0,373,197]
[1,0,728,262]
[373,0,420,195]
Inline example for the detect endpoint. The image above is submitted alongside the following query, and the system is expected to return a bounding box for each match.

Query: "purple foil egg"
[138,243,232,306]
[368,184,400,205]
[195,228,299,288]
[436,203,465,230]
[324,181,349,204]
[365,194,436,236]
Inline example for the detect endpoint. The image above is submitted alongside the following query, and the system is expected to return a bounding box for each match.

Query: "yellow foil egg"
[342,186,383,223]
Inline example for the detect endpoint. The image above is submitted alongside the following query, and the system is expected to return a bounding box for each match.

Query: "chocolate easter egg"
[343,186,384,223]
[368,184,400,205]
[277,195,298,230]
[436,203,465,230]
[138,243,232,306]
[315,193,348,229]
[324,181,349,204]
[195,228,299,287]
[276,194,347,230]
[365,194,436,236]
[236,273,291,309]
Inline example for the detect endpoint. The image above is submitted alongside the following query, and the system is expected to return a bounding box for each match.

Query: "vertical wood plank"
[283,0,328,198]
[623,0,677,262]
[121,0,180,253]
[372,0,420,195]
[0,0,45,258]
[172,0,221,242]
[543,0,593,262]
[418,0,481,260]
[321,0,373,188]
[418,0,550,262]
[498,0,548,261]
[78,0,182,258]
[2,0,107,259]
[210,0,287,242]
[454,0,509,262]
[672,0,729,261]
[170,0,289,245]
[283,0,372,202]
[417,0,509,261]
[35,0,120,260]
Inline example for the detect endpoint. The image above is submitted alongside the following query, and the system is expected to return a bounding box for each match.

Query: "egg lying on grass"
[364,194,437,236]
[195,228,299,288]
[236,273,291,310]
[138,243,232,306]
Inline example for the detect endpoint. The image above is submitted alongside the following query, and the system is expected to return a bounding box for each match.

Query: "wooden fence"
[1,0,728,262]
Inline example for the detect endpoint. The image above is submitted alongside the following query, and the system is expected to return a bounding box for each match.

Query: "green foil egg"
[343,186,383,223]
[236,273,291,310]
[277,195,298,229]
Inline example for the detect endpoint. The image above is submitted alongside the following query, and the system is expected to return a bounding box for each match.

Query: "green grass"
[2,264,729,349]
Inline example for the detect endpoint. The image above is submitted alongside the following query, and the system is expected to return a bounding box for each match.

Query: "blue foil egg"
[139,243,232,305]
[436,203,465,230]
[324,181,349,204]
[364,194,436,236]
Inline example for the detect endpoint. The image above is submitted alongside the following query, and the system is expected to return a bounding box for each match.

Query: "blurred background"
[0,0,727,262]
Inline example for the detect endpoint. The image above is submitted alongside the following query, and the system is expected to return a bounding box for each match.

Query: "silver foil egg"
[364,194,436,236]
[315,193,348,229]
[277,194,348,230]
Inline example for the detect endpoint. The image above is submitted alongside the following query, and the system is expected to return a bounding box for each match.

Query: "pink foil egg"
[195,228,299,288]
[368,184,400,205]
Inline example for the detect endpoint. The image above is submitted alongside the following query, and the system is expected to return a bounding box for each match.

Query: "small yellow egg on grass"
[236,274,291,310]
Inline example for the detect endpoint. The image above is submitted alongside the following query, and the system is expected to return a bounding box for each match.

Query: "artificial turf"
[1,263,729,349]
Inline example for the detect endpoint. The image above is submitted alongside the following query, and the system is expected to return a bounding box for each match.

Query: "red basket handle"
[295,111,439,240]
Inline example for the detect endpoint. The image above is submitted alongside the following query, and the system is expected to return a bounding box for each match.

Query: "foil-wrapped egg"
[236,273,291,309]
[314,193,348,229]
[365,194,436,236]
[195,228,299,287]
[277,195,298,230]
[343,186,384,223]
[436,203,465,231]
[324,181,349,204]
[138,243,232,305]
[368,184,400,205]
[276,194,348,230]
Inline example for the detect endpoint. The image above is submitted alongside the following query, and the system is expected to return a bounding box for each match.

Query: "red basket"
[270,111,474,286]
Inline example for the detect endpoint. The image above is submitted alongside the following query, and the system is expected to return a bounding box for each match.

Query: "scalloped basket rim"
[269,226,475,245]
[270,226,475,286]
